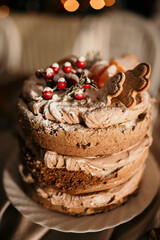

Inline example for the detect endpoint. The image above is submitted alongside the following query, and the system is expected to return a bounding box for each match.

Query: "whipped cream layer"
[22,129,151,178]
[36,165,144,210]
[43,136,151,177]
[22,75,152,128]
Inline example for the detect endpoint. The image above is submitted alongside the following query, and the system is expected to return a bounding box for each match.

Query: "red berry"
[83,77,91,89]
[42,88,53,99]
[75,90,84,100]
[57,77,67,89]
[52,63,59,74]
[76,56,86,68]
[83,84,91,89]
[45,67,54,79]
[63,62,72,73]
[35,69,44,78]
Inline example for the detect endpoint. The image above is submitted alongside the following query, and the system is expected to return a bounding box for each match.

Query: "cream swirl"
[22,76,151,128]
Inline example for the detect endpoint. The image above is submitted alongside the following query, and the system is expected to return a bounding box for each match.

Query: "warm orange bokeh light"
[0,5,9,18]
[104,0,115,7]
[63,0,79,12]
[89,0,105,10]
[61,0,116,11]
[61,0,67,4]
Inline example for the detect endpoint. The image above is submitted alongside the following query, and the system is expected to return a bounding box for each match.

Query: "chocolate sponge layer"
[17,98,151,157]
[19,135,148,195]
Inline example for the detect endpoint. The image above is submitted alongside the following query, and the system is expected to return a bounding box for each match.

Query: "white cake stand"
[3,150,160,233]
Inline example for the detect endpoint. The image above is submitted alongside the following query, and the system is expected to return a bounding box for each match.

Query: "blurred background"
[0,1,160,239]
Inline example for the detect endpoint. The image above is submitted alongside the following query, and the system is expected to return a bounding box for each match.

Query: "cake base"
[31,190,130,216]
[25,161,143,216]
[3,150,159,231]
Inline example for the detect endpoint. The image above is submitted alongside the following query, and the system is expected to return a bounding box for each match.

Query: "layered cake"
[17,54,154,216]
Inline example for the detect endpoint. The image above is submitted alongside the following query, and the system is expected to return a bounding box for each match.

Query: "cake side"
[22,164,144,216]
[19,134,151,194]
[17,96,152,156]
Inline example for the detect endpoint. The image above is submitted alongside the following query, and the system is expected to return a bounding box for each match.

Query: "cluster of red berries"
[39,56,92,100]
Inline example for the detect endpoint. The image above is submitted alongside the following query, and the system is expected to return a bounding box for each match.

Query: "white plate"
[3,151,159,233]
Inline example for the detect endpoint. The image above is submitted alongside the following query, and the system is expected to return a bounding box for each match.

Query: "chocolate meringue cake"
[17,54,154,216]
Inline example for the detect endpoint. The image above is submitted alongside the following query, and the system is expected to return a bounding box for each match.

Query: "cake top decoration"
[35,55,151,109]
[117,63,151,109]
[100,72,125,105]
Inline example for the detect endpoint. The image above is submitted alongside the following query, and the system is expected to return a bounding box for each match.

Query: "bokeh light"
[61,0,116,12]
[61,0,67,4]
[104,0,115,7]
[89,0,105,10]
[0,5,10,18]
[63,0,80,12]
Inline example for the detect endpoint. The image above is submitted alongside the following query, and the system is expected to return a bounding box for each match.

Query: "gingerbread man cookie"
[117,63,151,109]
[100,72,125,104]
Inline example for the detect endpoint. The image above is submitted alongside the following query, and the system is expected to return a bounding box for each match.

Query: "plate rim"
[3,151,160,233]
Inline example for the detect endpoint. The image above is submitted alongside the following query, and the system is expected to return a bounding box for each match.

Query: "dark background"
[0,0,158,17]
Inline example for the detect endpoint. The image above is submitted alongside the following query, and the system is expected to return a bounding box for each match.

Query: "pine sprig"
[63,73,97,100]
[79,73,98,89]
[85,51,102,68]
